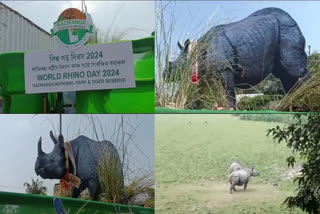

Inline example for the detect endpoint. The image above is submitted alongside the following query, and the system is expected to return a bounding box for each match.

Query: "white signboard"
[24,42,135,94]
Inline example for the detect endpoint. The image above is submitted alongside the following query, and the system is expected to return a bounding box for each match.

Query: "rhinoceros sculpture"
[229,167,260,193]
[164,7,310,109]
[35,131,127,203]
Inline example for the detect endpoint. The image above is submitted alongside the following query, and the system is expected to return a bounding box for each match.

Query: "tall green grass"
[238,114,294,123]
[97,149,125,203]
[276,72,320,112]
[94,115,153,206]
[97,150,154,205]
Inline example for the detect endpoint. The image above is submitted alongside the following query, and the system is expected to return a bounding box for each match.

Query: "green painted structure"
[155,107,311,114]
[0,192,154,214]
[0,36,154,113]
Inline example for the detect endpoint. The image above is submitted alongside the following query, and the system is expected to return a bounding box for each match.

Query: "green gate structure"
[0,192,154,214]
[76,36,155,113]
[0,52,46,113]
[155,107,312,114]
[0,36,154,113]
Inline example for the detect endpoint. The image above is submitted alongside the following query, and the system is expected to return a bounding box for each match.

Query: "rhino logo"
[51,8,94,50]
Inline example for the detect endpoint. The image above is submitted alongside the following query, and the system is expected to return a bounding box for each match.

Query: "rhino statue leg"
[207,30,237,109]
[88,179,101,200]
[71,183,86,198]
[221,69,236,109]
[276,25,309,92]
[121,192,129,204]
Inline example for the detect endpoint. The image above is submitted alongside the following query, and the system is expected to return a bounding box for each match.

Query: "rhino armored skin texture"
[164,7,310,109]
[35,131,127,203]
[229,162,242,173]
[228,167,260,194]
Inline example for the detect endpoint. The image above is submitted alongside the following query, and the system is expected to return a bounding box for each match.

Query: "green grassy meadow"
[155,114,306,214]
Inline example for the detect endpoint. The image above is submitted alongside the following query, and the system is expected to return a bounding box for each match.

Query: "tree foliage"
[24,178,47,195]
[267,114,320,214]
[308,52,320,76]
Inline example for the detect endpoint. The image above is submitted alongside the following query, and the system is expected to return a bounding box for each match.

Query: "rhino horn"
[38,137,44,155]
[177,41,184,50]
[50,130,58,144]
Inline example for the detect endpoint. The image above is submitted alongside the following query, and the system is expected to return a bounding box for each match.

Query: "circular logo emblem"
[51,8,94,50]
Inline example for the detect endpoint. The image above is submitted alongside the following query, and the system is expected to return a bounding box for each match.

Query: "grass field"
[155,114,306,214]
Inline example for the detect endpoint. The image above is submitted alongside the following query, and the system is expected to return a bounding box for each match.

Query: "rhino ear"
[177,41,184,50]
[50,131,58,144]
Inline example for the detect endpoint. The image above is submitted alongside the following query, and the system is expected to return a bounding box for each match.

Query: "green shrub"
[238,114,293,123]
[307,52,320,76]
[237,95,280,110]
[238,74,284,95]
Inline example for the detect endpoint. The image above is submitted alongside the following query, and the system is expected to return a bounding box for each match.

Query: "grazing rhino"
[229,162,242,173]
[35,131,127,203]
[163,7,310,109]
[229,167,260,193]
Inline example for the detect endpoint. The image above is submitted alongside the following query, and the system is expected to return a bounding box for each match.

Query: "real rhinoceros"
[229,162,242,173]
[163,7,310,109]
[35,131,127,203]
[229,167,260,193]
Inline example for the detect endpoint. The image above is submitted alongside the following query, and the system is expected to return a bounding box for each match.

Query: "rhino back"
[70,136,121,181]
[249,7,297,26]
[225,15,279,83]
[199,11,280,86]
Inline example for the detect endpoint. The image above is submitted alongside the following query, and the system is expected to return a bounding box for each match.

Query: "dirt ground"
[156,181,304,214]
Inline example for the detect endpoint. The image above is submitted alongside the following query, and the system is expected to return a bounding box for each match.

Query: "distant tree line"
[24,178,47,195]
[267,114,320,214]
[307,52,320,76]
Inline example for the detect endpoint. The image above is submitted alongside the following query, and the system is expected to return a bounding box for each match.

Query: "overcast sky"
[2,1,155,40]
[0,114,154,196]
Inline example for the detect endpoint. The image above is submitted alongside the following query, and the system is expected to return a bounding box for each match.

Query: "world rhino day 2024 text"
[24,42,135,94]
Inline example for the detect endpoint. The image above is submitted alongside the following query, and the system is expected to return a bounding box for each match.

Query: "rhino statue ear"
[50,131,58,144]
[184,39,190,47]
[177,41,184,50]
[58,134,64,144]
[38,137,44,155]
